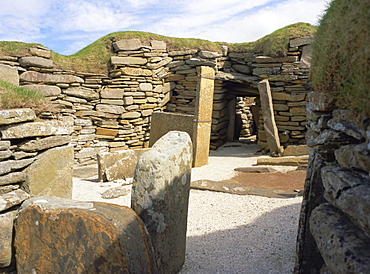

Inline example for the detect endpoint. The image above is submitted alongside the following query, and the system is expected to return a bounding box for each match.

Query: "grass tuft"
[311,0,370,116]
[0,80,58,116]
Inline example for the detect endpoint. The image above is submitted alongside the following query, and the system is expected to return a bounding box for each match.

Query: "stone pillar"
[258,79,282,156]
[226,98,236,141]
[131,131,193,274]
[193,66,215,167]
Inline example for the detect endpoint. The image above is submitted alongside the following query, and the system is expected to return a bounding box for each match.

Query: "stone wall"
[295,91,370,273]
[0,37,312,164]
[0,108,73,270]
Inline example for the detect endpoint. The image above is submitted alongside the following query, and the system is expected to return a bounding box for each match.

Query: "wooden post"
[193,66,215,167]
[258,79,282,156]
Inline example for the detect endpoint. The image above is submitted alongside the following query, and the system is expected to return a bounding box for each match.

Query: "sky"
[0,0,329,56]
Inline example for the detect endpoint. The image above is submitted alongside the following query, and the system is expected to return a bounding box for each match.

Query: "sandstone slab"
[20,71,84,84]
[131,131,193,273]
[111,56,147,65]
[0,189,29,211]
[0,172,26,186]
[0,158,35,176]
[257,156,308,166]
[283,145,310,156]
[24,146,73,198]
[0,108,36,126]
[63,87,99,101]
[113,38,142,51]
[97,149,148,182]
[0,209,17,267]
[22,84,61,96]
[1,119,73,138]
[15,197,155,273]
[19,56,53,68]
[19,135,71,152]
[0,64,19,86]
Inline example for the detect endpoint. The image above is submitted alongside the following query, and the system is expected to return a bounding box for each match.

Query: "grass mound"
[0,80,58,116]
[311,0,370,116]
[0,23,317,75]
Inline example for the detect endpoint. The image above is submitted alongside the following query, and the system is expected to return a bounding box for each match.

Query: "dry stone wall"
[0,108,73,270]
[295,91,370,273]
[0,37,312,164]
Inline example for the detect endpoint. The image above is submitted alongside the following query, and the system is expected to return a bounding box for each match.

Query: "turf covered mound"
[311,0,370,116]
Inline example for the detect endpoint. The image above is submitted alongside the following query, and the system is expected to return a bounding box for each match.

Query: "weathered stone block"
[290,36,313,47]
[100,88,125,99]
[29,46,51,58]
[300,45,312,68]
[63,87,99,101]
[310,203,370,274]
[0,209,17,267]
[0,64,19,86]
[20,71,84,84]
[131,131,193,273]
[120,67,152,76]
[19,135,71,152]
[0,189,30,211]
[98,148,150,182]
[15,197,156,273]
[0,172,26,186]
[24,146,73,198]
[96,104,125,114]
[0,108,36,126]
[308,91,336,111]
[1,119,74,138]
[335,143,370,173]
[22,84,61,96]
[113,38,142,51]
[283,145,310,156]
[151,40,167,50]
[0,159,35,176]
[19,56,53,68]
[111,56,147,65]
[322,166,370,236]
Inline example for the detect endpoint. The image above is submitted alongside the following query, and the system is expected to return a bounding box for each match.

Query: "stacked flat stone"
[236,97,255,138]
[0,108,73,270]
[295,90,370,273]
[1,36,314,163]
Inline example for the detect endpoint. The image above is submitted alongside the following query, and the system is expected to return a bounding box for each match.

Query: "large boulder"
[15,197,156,273]
[131,131,193,273]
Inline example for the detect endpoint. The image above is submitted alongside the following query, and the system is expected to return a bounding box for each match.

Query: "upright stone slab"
[258,79,282,156]
[0,209,17,268]
[15,197,156,273]
[24,146,73,198]
[193,66,215,167]
[131,131,193,274]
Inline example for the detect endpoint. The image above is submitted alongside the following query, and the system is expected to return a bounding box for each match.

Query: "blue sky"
[0,0,329,55]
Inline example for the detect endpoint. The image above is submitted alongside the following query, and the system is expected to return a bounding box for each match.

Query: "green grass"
[0,80,57,115]
[311,0,370,116]
[230,22,317,55]
[0,23,317,75]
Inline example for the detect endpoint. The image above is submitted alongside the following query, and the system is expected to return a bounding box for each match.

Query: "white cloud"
[0,0,329,54]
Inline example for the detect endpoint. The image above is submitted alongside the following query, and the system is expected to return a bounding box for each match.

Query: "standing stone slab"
[15,197,156,274]
[193,66,215,167]
[24,146,73,198]
[258,79,282,156]
[131,131,193,274]
[0,209,17,268]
